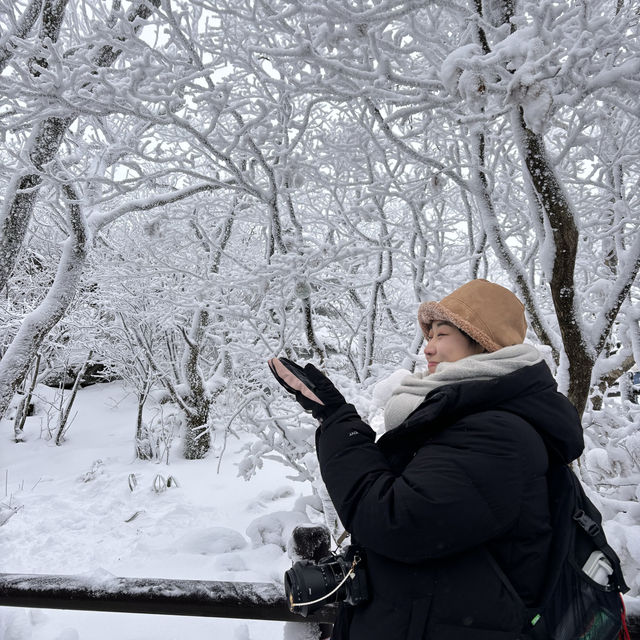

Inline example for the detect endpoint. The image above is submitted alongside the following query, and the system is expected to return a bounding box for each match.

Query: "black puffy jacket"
[315,360,584,640]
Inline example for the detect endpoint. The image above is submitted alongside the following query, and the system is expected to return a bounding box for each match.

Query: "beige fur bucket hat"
[418,279,527,353]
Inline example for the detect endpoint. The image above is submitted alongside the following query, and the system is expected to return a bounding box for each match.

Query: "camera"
[284,546,369,617]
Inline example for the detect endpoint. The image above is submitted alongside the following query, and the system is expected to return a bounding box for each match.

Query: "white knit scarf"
[383,344,543,431]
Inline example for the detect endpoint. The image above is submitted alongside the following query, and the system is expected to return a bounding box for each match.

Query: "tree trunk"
[513,110,593,415]
[470,129,560,361]
[13,353,41,441]
[0,0,162,291]
[0,120,73,292]
[0,0,45,73]
[0,186,88,419]
[55,351,93,445]
[182,307,211,460]
[134,369,153,460]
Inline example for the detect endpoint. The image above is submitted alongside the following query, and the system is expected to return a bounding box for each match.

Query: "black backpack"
[491,462,631,640]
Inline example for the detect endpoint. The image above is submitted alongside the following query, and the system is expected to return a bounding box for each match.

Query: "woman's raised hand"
[268,357,346,421]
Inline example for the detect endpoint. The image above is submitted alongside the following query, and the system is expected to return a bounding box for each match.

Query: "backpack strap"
[483,548,522,606]
[569,474,630,593]
[483,548,548,640]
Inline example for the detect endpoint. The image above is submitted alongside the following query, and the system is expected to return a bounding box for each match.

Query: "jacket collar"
[378,361,584,464]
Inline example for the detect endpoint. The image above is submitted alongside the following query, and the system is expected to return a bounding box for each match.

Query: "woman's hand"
[268,357,346,421]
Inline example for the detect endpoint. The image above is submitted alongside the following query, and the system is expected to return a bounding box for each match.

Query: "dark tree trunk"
[515,110,593,416]
[182,308,211,460]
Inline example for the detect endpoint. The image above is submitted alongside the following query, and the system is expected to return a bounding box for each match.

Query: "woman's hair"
[427,320,484,350]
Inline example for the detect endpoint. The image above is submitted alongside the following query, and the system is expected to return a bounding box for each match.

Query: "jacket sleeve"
[315,405,527,563]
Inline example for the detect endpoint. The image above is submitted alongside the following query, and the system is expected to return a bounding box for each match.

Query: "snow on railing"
[2,571,638,638]
[0,525,337,640]
[2,524,638,640]
[0,571,336,623]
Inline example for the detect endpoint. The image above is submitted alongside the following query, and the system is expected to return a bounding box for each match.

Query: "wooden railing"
[0,525,336,639]
[0,571,336,623]
[1,525,638,639]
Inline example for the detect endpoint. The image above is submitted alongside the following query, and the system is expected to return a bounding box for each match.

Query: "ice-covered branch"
[88,182,226,233]
[469,128,560,359]
[366,100,470,193]
[591,232,640,356]
[0,0,163,292]
[0,0,44,74]
[130,323,195,418]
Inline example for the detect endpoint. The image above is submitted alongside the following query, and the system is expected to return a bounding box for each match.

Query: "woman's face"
[424,321,484,374]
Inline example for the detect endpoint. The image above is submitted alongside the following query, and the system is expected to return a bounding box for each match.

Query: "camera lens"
[284,558,348,616]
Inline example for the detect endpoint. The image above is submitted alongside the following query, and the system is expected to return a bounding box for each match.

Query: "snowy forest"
[1,0,639,637]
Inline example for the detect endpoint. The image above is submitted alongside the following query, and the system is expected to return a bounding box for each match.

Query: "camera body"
[284,546,369,617]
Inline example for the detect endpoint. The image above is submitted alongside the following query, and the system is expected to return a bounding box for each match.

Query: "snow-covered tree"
[1,0,638,453]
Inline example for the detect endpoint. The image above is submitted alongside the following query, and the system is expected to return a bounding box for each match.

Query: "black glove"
[268,357,346,421]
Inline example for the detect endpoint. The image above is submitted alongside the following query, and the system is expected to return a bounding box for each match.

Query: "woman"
[269,279,584,640]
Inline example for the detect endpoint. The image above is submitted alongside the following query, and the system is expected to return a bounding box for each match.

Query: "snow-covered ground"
[1,382,310,640]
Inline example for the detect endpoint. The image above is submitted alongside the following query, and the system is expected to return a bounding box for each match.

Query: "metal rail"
[2,573,638,635]
[0,572,337,623]
[2,523,637,639]
[1,573,638,638]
